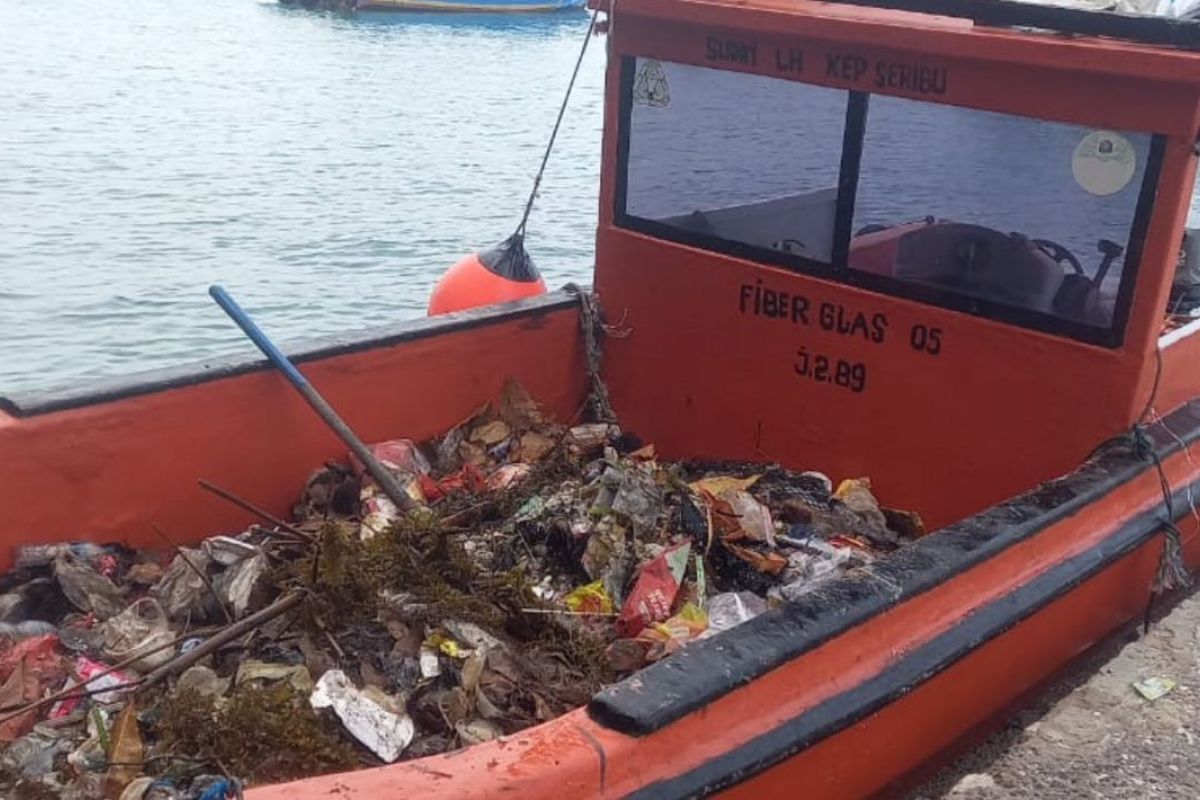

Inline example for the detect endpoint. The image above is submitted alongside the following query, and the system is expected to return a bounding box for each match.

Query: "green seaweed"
[156,684,357,784]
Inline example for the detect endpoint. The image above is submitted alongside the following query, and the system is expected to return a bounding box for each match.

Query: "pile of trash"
[0,381,924,798]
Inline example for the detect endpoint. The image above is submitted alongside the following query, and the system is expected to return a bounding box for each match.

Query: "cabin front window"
[617,57,1162,346]
[623,60,848,263]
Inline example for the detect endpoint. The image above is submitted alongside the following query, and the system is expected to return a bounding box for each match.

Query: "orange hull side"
[0,295,1197,800]
[0,296,586,572]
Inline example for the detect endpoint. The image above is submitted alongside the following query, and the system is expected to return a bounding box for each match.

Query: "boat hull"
[2,293,1198,798]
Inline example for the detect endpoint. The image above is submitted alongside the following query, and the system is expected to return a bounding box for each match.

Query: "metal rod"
[208,285,417,513]
[198,479,314,541]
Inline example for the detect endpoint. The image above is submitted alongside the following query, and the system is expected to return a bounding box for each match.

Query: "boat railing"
[820,0,1200,50]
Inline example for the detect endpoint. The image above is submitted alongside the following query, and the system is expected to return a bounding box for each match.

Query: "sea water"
[0,0,603,393]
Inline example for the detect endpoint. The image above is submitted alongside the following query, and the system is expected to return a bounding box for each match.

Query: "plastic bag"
[175,665,229,698]
[724,490,775,546]
[215,553,267,618]
[54,553,126,620]
[0,634,65,740]
[49,656,137,719]
[349,439,430,478]
[417,464,485,502]
[611,467,664,534]
[16,542,108,570]
[485,463,532,491]
[704,591,767,636]
[0,620,57,639]
[144,780,181,800]
[119,777,156,800]
[202,536,261,566]
[0,732,61,778]
[456,718,502,745]
[782,538,851,584]
[566,423,618,457]
[354,439,430,539]
[192,777,239,800]
[101,598,175,672]
[153,549,213,621]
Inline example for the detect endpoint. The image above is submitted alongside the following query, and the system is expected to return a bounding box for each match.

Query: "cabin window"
[848,96,1154,333]
[616,56,1164,346]
[621,59,849,265]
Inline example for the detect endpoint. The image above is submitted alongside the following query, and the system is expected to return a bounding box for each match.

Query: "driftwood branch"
[141,591,305,688]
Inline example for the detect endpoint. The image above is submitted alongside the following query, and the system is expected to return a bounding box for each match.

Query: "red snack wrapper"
[615,542,691,638]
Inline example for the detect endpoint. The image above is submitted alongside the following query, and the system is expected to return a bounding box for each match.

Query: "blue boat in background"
[281,0,585,11]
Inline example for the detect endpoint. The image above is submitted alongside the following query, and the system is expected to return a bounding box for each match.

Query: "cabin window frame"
[613,55,1166,349]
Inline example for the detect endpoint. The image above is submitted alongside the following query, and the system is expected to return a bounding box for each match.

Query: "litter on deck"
[0,381,922,797]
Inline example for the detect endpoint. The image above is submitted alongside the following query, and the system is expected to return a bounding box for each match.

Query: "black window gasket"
[613,55,1166,349]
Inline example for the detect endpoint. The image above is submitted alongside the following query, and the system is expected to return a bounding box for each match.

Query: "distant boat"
[279,0,586,11]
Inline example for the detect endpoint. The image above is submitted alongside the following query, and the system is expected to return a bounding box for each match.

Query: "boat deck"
[915,586,1200,799]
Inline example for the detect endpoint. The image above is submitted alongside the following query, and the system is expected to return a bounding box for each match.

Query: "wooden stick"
[441,501,496,528]
[142,592,305,688]
[519,608,619,617]
[313,614,345,660]
[151,523,233,625]
[249,524,312,545]
[309,530,323,586]
[198,479,315,542]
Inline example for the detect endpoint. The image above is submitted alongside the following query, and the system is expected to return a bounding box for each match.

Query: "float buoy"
[427,233,547,316]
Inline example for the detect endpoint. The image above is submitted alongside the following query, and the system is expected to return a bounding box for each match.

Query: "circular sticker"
[1072,131,1137,196]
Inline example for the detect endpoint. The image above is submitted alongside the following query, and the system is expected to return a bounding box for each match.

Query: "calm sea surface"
[0,0,603,394]
[4,3,1198,396]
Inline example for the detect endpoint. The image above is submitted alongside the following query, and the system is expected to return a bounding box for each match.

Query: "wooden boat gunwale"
[0,290,581,419]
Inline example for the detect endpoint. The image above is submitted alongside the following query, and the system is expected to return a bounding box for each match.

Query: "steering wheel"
[1032,238,1085,276]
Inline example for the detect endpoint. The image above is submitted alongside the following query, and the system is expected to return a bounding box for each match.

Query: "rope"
[1146,448,1193,593]
[564,283,618,425]
[1085,346,1191,602]
[1119,346,1193,598]
[514,10,600,241]
[1137,348,1192,593]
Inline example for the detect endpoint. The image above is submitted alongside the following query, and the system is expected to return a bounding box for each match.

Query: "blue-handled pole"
[208,285,417,513]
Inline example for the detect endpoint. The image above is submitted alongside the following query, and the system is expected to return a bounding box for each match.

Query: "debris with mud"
[0,380,922,798]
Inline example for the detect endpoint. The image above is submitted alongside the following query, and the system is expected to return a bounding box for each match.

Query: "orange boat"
[6,0,1200,796]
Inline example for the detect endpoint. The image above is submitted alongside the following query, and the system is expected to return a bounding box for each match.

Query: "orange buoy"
[427,233,547,316]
